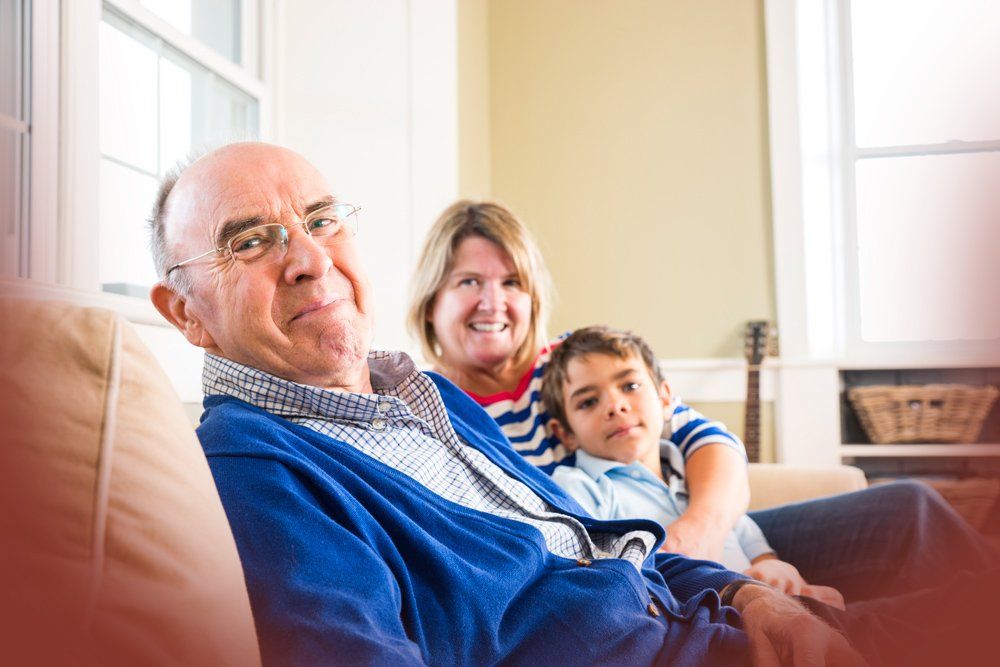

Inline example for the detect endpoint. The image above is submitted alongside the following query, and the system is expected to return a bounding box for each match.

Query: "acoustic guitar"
[743,321,776,463]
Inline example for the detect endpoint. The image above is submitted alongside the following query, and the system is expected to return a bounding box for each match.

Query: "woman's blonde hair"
[408,200,553,370]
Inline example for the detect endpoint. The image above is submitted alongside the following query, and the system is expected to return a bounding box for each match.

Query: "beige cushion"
[0,298,259,665]
[748,463,868,511]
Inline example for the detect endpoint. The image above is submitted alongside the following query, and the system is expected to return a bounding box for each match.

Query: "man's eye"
[576,397,597,410]
[309,217,342,234]
[233,235,266,253]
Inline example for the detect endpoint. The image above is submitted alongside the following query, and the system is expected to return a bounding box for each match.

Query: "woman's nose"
[477,282,506,311]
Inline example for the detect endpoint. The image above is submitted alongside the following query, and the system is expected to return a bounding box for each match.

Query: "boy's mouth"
[607,423,641,439]
[469,322,509,333]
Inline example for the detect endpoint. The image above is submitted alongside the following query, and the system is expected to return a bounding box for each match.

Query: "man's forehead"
[167,144,332,241]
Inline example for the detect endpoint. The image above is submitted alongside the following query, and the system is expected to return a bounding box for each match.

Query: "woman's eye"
[503,279,522,289]
[458,277,479,287]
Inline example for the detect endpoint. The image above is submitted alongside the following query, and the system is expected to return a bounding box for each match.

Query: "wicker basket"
[847,384,1000,444]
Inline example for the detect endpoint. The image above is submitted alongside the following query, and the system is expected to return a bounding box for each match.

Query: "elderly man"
[149,143,989,666]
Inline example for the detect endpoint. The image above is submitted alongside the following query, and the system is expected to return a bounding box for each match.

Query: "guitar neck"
[744,366,761,462]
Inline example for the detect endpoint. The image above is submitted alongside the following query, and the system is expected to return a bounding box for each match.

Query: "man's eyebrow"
[217,216,267,247]
[303,196,337,217]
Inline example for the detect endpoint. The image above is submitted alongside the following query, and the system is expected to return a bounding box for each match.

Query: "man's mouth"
[469,322,509,333]
[293,296,346,321]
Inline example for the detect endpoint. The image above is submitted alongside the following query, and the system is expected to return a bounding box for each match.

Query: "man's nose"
[282,225,332,283]
[477,281,506,311]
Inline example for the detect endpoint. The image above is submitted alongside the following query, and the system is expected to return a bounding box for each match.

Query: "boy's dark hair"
[541,326,664,429]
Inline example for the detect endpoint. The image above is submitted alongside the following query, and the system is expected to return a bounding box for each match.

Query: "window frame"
[53,0,275,318]
[766,0,1000,368]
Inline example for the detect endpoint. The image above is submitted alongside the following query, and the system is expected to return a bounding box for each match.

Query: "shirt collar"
[202,350,418,421]
[573,449,648,481]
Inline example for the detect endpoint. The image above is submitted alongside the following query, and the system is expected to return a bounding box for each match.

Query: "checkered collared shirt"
[202,351,655,570]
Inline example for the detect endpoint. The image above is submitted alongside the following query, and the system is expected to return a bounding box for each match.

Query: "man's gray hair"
[148,155,198,294]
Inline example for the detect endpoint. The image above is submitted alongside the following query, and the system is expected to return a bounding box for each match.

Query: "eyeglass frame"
[165,203,361,276]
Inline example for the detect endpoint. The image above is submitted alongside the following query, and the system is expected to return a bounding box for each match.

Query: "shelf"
[841,444,1000,457]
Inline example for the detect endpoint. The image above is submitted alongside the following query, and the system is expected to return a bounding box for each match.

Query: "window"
[766,0,1000,364]
[98,0,264,297]
[842,0,1000,347]
[1,0,30,279]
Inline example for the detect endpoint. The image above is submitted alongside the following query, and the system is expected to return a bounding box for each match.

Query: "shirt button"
[377,400,392,414]
[371,418,386,431]
[646,602,660,617]
[575,558,592,567]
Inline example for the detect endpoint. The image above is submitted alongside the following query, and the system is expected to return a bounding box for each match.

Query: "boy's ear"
[548,418,578,451]
[150,282,216,350]
[658,379,672,407]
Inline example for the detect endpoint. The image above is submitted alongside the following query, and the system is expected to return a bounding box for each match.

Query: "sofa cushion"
[0,297,259,665]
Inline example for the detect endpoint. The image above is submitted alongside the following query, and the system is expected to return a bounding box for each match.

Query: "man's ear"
[548,418,578,451]
[150,282,216,350]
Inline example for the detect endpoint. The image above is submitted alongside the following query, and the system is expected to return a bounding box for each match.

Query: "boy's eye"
[622,382,641,393]
[575,397,597,410]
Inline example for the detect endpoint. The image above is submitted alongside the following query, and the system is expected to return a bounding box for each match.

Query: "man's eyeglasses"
[166,203,361,275]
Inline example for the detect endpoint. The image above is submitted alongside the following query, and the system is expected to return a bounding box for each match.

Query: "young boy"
[542,326,844,608]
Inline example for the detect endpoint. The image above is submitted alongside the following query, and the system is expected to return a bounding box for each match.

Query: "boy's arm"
[662,401,750,561]
[663,444,750,561]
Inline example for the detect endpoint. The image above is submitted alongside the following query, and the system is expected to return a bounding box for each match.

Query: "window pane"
[141,0,241,64]
[851,0,1000,146]
[0,0,24,120]
[855,152,1000,342]
[99,12,260,295]
[100,20,159,174]
[0,127,22,278]
[159,53,258,172]
[99,158,160,293]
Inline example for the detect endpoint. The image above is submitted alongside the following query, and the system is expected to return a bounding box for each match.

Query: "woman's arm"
[662,444,749,561]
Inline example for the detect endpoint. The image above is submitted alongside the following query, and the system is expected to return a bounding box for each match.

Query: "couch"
[0,295,866,664]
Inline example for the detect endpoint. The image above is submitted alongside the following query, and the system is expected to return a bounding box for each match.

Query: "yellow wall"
[457,0,492,198]
[460,0,775,359]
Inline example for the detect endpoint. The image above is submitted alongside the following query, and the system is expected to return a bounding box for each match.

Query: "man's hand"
[659,512,728,561]
[800,585,846,611]
[732,584,866,667]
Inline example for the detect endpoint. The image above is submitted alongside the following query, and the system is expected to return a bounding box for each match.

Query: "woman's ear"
[150,282,216,349]
[548,418,578,451]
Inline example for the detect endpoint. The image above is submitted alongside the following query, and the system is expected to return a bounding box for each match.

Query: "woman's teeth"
[470,323,508,332]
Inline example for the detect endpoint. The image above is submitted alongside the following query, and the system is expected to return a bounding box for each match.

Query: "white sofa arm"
[748,463,868,511]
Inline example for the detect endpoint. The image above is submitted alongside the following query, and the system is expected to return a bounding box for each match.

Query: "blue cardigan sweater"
[199,372,748,666]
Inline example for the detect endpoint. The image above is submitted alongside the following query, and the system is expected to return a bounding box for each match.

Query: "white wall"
[275,0,458,354]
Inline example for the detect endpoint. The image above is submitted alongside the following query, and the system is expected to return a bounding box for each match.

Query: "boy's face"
[550,352,671,468]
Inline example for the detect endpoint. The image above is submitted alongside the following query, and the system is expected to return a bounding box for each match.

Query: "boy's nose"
[606,395,629,416]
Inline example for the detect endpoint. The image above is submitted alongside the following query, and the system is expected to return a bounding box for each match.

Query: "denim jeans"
[748,480,998,602]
